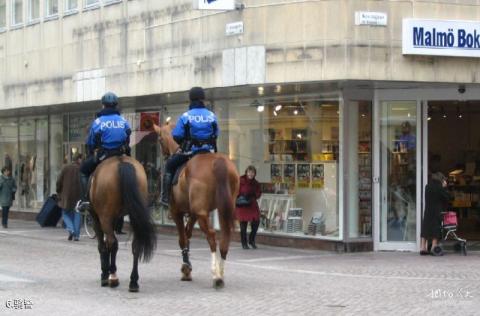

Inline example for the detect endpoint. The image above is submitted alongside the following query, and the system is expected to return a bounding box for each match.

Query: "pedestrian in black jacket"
[420,172,451,256]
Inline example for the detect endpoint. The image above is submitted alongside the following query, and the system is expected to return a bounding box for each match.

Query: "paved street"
[0,220,479,315]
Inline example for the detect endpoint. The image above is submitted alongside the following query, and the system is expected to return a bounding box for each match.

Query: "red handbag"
[443,211,457,226]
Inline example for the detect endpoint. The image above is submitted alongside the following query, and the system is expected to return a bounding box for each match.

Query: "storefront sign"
[403,19,480,57]
[355,12,387,26]
[226,21,244,36]
[193,0,235,10]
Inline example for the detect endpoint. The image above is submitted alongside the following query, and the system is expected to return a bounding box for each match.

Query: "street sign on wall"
[403,19,480,58]
[193,0,235,10]
[355,12,387,26]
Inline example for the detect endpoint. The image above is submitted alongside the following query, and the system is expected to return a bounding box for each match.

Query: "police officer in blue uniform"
[160,87,218,207]
[76,92,132,212]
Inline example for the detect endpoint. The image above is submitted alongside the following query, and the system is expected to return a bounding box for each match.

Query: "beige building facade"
[1,0,480,251]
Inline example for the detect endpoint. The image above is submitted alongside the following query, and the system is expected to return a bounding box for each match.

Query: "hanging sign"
[140,112,159,132]
[194,0,235,10]
[403,19,480,58]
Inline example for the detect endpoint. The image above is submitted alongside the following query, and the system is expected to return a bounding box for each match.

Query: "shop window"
[12,0,23,26]
[65,0,78,13]
[0,119,19,209]
[347,101,373,238]
[0,0,6,30]
[45,0,58,17]
[218,98,341,239]
[19,117,49,210]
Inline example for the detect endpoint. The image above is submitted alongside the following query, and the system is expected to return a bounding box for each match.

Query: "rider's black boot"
[160,172,173,207]
[75,173,91,213]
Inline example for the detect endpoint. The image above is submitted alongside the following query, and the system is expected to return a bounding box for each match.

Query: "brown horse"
[153,123,239,288]
[88,155,157,292]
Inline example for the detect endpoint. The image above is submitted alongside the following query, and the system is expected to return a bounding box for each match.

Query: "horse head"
[153,123,179,157]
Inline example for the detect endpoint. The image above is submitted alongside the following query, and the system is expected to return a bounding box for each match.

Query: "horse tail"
[213,158,234,243]
[118,161,157,262]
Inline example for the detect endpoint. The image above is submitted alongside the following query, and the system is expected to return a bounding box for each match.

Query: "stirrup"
[159,199,169,208]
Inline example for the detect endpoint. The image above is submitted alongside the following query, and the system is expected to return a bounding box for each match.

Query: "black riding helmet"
[189,87,205,102]
[101,92,118,108]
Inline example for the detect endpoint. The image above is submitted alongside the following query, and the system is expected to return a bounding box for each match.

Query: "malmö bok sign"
[403,19,480,58]
[193,0,235,10]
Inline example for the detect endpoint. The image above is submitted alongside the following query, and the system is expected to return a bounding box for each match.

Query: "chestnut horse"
[88,156,157,292]
[153,123,239,288]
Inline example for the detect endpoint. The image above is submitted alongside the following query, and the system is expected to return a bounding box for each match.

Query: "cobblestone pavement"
[0,220,479,316]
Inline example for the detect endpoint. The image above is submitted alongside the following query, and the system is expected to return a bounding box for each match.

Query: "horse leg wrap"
[182,248,191,268]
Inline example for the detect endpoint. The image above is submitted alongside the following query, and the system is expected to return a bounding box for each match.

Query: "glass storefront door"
[375,99,421,251]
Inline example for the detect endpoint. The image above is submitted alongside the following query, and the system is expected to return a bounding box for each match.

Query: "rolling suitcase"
[36,194,62,227]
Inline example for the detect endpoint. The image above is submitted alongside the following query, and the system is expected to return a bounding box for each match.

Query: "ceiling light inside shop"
[257,105,265,112]
[407,113,411,117]
[258,87,264,95]
[293,110,299,115]
[275,104,282,111]
[274,85,282,93]
[457,106,463,119]
[273,110,278,116]
[297,133,302,139]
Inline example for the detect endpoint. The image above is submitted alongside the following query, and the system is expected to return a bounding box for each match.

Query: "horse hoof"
[181,263,192,274]
[213,278,224,289]
[101,279,109,287]
[129,283,139,292]
[181,275,192,281]
[109,278,119,288]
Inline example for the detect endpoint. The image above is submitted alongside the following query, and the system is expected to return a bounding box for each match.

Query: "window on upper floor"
[104,0,121,5]
[85,0,99,8]
[28,0,40,22]
[45,0,58,17]
[0,0,6,29]
[65,0,78,12]
[12,0,23,26]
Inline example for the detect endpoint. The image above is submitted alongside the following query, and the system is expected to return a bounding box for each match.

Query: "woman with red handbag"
[235,166,262,249]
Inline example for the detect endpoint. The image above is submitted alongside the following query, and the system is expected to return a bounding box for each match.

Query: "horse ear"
[153,124,161,135]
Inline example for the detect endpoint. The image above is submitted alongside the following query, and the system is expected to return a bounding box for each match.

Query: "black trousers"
[165,153,190,175]
[2,206,10,226]
[239,221,259,245]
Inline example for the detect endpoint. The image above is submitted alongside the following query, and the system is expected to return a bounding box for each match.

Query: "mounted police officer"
[75,92,132,212]
[160,87,218,207]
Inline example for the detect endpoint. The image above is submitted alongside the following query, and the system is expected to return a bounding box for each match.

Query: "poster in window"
[283,164,295,185]
[297,163,311,188]
[311,164,324,189]
[270,164,282,183]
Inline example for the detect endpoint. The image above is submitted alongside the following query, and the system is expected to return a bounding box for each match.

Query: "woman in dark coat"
[235,165,262,249]
[0,167,17,228]
[420,172,451,256]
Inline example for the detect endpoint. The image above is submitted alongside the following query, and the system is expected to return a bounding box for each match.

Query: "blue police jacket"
[172,101,218,153]
[86,108,131,153]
